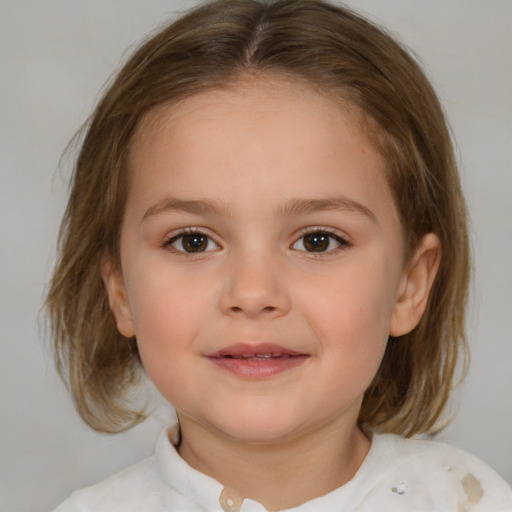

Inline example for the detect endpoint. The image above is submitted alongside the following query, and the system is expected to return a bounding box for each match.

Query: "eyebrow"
[143,198,232,221]
[142,196,376,223]
[276,197,376,222]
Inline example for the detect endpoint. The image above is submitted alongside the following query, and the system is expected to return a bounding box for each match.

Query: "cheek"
[312,265,396,336]
[125,265,208,376]
[304,262,396,374]
[131,289,201,408]
[128,254,204,327]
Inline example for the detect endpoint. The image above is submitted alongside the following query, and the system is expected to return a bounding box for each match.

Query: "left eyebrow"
[277,197,377,223]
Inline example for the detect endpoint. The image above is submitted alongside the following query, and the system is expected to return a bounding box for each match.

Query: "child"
[46,0,511,510]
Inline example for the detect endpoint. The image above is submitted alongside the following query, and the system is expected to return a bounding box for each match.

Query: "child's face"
[106,78,410,444]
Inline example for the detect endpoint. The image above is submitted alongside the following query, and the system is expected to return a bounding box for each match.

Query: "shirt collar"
[155,423,266,511]
[155,422,389,511]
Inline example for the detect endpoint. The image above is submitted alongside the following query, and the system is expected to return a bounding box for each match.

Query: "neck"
[177,416,370,511]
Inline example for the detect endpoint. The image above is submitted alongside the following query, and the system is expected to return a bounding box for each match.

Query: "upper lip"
[206,343,306,358]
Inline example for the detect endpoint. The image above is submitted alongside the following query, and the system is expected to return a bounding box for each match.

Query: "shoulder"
[52,456,164,512]
[363,433,512,511]
[51,424,220,512]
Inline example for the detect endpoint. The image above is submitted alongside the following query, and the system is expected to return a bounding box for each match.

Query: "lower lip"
[208,355,308,379]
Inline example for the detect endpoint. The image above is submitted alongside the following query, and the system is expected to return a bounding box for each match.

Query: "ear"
[390,233,441,337]
[100,257,135,338]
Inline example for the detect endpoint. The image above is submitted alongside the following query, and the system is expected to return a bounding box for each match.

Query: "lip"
[206,343,309,379]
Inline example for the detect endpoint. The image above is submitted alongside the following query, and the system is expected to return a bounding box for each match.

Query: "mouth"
[206,343,309,379]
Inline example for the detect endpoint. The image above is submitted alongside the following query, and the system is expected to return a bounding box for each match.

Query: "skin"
[102,77,440,510]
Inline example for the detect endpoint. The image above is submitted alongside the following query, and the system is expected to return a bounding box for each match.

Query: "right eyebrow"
[142,198,232,222]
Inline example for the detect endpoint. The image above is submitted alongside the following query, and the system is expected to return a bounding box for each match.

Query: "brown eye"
[168,232,219,253]
[293,231,345,253]
[182,234,208,252]
[303,233,330,252]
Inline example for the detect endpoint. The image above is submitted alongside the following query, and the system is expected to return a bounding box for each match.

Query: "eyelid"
[292,226,351,253]
[161,225,351,255]
[164,227,221,254]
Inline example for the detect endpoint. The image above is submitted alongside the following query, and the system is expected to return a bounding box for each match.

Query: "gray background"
[0,1,511,511]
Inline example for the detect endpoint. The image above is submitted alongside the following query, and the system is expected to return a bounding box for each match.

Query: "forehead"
[126,76,397,224]
[130,75,367,166]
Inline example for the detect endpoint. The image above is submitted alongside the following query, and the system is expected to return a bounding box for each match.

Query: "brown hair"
[46,0,470,435]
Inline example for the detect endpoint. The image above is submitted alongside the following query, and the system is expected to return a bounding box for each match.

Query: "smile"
[227,353,294,360]
[206,344,309,379]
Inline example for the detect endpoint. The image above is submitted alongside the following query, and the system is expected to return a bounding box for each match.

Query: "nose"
[219,250,291,319]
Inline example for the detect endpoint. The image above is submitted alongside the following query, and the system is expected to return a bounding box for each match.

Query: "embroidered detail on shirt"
[220,486,244,512]
[391,481,409,495]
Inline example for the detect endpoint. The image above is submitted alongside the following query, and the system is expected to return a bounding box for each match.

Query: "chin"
[208,411,306,446]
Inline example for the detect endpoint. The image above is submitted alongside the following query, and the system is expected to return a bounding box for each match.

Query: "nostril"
[228,305,278,315]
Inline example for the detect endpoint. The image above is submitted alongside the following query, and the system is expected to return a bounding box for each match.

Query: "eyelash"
[163,227,351,255]
[293,228,351,256]
[164,228,219,254]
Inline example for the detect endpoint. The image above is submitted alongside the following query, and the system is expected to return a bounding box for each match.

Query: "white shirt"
[53,423,512,511]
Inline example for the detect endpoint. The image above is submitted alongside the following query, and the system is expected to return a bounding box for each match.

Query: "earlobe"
[100,258,136,338]
[390,233,441,337]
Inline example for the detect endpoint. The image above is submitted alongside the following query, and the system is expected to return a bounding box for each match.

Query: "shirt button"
[220,486,243,512]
